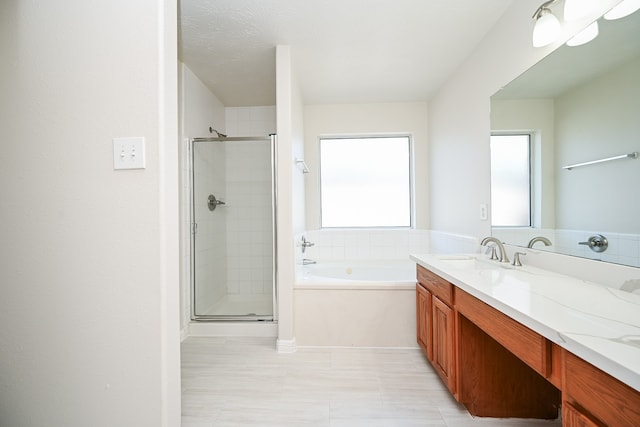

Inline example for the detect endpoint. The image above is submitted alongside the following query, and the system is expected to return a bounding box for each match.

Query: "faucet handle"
[301,236,314,254]
[512,252,526,266]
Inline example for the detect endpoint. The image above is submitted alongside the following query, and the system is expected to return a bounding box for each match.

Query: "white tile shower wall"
[219,106,277,297]
[192,142,228,314]
[492,228,640,268]
[225,141,274,295]
[226,106,276,137]
[300,229,431,262]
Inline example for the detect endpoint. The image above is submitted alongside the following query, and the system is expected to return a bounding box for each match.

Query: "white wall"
[182,64,226,138]
[226,106,276,137]
[275,45,306,352]
[0,1,180,426]
[303,102,429,230]
[428,0,622,240]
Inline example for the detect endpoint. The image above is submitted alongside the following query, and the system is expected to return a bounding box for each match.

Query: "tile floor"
[181,337,562,427]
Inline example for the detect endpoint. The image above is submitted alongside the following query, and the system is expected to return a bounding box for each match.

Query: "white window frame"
[319,134,414,229]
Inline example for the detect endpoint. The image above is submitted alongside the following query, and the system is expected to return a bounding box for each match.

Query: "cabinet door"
[416,284,431,360]
[563,402,600,427]
[432,296,455,393]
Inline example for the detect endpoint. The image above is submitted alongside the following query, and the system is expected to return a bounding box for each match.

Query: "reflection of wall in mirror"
[491,56,640,268]
[556,56,640,233]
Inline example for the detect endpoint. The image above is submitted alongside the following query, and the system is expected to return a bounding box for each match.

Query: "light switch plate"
[113,137,145,170]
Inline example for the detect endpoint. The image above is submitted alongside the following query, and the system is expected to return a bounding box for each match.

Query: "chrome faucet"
[301,236,314,254]
[512,252,526,267]
[527,236,552,248]
[480,236,510,263]
[302,258,316,265]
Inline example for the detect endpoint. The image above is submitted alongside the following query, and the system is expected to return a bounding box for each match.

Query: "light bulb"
[533,9,561,47]
[564,0,596,21]
[604,0,640,20]
[566,21,599,46]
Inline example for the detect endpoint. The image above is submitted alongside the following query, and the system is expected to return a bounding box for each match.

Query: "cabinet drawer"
[417,265,453,306]
[455,288,550,377]
[564,352,640,426]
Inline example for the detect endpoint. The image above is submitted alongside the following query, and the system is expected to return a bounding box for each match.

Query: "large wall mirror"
[490,7,640,268]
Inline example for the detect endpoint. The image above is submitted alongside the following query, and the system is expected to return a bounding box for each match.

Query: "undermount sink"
[436,255,502,270]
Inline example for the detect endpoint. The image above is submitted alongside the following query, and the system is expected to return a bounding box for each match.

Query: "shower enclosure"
[190,135,277,321]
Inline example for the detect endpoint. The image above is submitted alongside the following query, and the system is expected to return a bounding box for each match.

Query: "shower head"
[209,127,227,138]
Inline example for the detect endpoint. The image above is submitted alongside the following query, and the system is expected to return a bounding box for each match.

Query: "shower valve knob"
[207,194,226,211]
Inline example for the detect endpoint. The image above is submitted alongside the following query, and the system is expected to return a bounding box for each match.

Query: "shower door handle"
[207,194,226,211]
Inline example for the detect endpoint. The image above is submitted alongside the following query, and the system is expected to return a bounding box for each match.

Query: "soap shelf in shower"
[295,158,310,174]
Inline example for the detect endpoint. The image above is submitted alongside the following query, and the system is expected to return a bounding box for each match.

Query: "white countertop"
[410,253,640,392]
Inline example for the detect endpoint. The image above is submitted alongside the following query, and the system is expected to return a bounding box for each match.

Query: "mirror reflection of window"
[490,134,532,227]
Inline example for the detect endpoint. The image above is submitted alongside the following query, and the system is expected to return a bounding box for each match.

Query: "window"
[320,136,412,228]
[490,134,531,227]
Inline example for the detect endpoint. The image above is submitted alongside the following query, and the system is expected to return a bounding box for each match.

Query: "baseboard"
[296,345,420,350]
[276,337,297,353]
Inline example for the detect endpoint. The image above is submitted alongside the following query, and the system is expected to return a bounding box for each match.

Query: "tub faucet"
[527,236,552,248]
[301,236,314,253]
[480,236,510,263]
[302,258,316,265]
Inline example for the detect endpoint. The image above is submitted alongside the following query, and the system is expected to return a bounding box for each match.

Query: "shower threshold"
[194,294,274,320]
[193,314,274,322]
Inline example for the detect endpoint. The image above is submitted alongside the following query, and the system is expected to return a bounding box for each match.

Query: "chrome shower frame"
[189,135,278,322]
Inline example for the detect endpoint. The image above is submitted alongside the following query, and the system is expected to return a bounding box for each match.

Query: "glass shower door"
[191,136,276,321]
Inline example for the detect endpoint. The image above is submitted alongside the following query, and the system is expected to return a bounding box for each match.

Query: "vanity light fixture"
[533,0,604,47]
[566,21,599,46]
[532,0,561,47]
[604,0,640,20]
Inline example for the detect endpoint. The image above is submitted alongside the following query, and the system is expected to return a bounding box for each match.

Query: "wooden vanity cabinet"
[455,288,559,419]
[563,352,640,426]
[455,288,551,377]
[416,262,640,425]
[416,264,558,418]
[416,265,456,395]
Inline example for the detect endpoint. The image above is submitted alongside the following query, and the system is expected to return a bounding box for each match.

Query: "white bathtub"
[296,260,417,289]
[294,259,418,346]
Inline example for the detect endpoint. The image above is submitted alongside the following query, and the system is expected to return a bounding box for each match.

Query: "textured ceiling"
[179,0,513,106]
